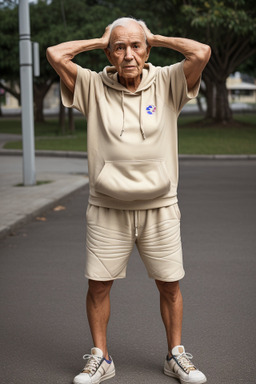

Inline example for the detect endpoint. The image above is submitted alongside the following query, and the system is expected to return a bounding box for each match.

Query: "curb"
[0,178,89,240]
[0,149,255,160]
[0,149,87,158]
[179,154,256,160]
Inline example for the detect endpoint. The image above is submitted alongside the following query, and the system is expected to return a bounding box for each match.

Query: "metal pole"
[19,0,36,186]
[32,42,40,77]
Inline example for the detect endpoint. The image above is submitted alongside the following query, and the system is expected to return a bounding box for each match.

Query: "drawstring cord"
[134,211,138,238]
[120,91,125,137]
[140,91,146,140]
[120,91,146,140]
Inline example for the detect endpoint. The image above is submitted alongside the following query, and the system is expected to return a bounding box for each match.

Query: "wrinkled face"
[106,22,150,81]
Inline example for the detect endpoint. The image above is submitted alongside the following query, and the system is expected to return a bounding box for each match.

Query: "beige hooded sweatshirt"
[61,61,200,210]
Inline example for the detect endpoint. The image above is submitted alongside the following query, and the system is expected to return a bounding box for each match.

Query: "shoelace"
[82,354,102,376]
[176,352,196,374]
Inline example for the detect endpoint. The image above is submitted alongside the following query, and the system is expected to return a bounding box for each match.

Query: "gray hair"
[108,17,148,45]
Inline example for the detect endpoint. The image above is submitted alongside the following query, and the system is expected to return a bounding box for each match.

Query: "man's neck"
[118,74,142,92]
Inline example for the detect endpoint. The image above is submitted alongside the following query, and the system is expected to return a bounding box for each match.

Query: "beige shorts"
[85,204,185,282]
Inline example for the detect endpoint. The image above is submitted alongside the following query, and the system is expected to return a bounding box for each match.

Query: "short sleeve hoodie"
[61,61,200,210]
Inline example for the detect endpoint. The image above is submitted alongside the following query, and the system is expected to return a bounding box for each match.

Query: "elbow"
[192,44,211,70]
[201,44,211,65]
[46,46,60,66]
[46,46,54,63]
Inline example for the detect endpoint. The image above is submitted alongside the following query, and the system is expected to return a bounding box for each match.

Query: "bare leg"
[86,279,113,360]
[155,280,183,355]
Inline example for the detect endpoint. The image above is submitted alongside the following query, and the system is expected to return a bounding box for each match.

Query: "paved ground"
[1,159,256,384]
[0,154,88,238]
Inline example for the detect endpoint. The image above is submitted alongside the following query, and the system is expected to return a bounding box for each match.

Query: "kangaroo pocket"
[95,159,170,201]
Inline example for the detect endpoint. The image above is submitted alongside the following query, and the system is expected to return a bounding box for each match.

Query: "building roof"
[227,82,256,91]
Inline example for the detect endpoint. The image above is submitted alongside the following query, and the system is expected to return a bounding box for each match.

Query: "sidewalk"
[0,153,89,239]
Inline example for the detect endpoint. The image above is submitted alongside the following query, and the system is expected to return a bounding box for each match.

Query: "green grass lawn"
[178,118,256,154]
[1,114,256,154]
[1,117,88,152]
[28,134,87,152]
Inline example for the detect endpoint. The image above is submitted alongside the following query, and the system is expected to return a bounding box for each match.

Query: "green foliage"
[33,0,122,72]
[0,0,256,124]
[0,0,187,85]
[237,56,256,78]
[1,0,255,79]
[175,0,256,121]
[181,0,256,41]
[0,6,19,81]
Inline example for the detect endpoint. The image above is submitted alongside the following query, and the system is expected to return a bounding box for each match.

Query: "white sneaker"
[73,347,115,384]
[164,345,207,384]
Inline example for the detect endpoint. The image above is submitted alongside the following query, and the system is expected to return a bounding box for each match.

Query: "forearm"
[46,38,105,65]
[46,34,109,93]
[149,35,209,61]
[144,27,211,90]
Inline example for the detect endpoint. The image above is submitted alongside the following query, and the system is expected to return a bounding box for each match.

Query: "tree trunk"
[34,91,45,123]
[59,94,66,135]
[0,81,21,105]
[68,107,75,132]
[33,78,57,123]
[202,73,232,123]
[33,80,56,123]
[202,75,216,119]
[215,80,233,123]
[196,96,203,113]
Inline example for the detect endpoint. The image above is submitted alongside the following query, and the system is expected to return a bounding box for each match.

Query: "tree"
[237,55,256,79]
[115,0,256,123]
[0,0,121,123]
[179,0,256,123]
[1,0,255,125]
[0,1,57,122]
[31,0,123,123]
[30,0,64,123]
[0,5,20,104]
[106,0,256,123]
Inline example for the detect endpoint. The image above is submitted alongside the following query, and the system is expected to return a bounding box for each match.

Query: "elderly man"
[47,17,211,384]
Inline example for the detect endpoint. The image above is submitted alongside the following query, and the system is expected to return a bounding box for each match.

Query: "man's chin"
[121,69,140,78]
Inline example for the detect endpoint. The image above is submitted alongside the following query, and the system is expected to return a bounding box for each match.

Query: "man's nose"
[124,46,133,60]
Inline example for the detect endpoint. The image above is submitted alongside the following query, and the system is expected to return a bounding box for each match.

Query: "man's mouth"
[123,65,136,69]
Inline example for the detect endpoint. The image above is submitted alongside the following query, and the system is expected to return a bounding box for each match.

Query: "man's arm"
[140,24,211,92]
[46,27,111,94]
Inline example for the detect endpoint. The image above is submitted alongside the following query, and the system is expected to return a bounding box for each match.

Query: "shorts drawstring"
[134,211,138,238]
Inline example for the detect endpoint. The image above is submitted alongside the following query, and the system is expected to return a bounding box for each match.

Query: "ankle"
[104,354,111,362]
[100,348,110,361]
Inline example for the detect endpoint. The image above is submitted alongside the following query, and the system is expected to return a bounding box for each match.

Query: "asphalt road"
[1,160,256,384]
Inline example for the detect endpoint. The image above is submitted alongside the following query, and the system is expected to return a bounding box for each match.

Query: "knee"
[155,280,181,302]
[88,280,113,301]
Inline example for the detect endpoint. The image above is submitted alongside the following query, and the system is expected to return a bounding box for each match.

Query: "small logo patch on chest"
[146,105,156,115]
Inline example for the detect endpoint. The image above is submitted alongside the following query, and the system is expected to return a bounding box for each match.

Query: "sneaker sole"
[99,369,116,383]
[73,369,115,384]
[164,368,207,384]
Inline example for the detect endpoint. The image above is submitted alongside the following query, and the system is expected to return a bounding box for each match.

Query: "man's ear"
[104,48,113,65]
[146,45,151,61]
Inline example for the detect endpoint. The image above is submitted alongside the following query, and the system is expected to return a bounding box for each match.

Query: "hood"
[100,63,157,92]
[99,63,157,140]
